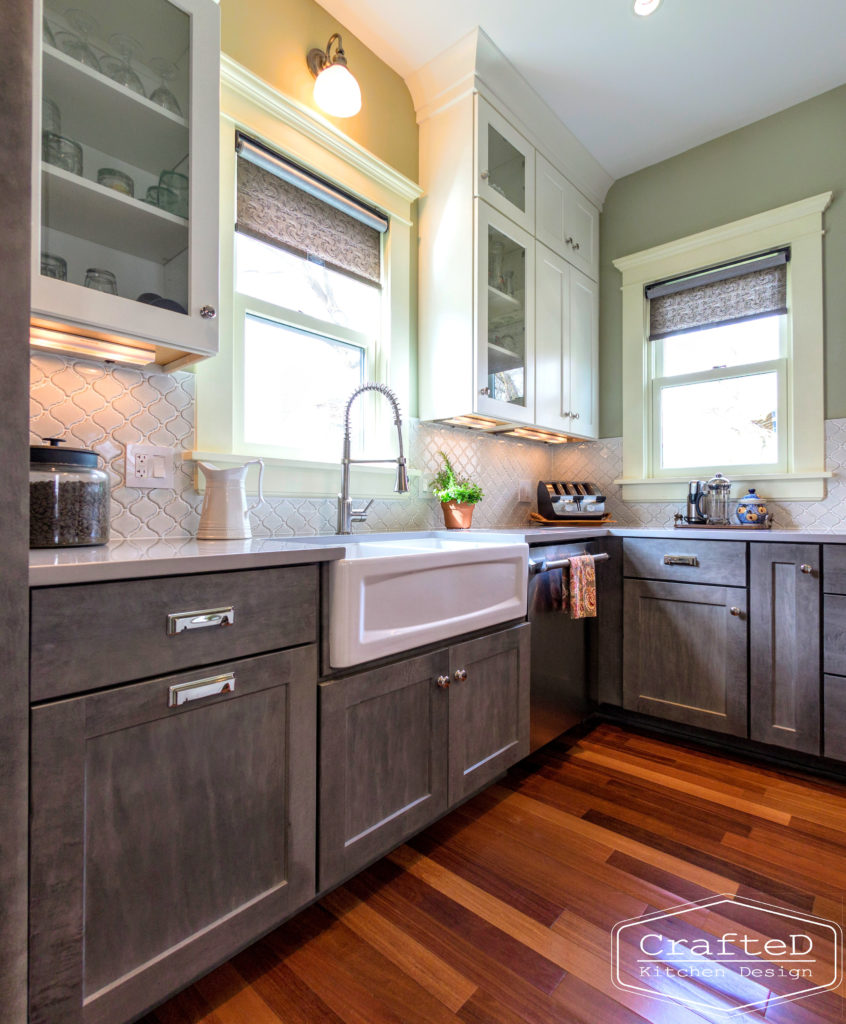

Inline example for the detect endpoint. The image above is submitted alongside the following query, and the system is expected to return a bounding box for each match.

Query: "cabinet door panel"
[535,153,598,280]
[535,243,570,432]
[449,624,530,804]
[750,544,821,754]
[623,579,747,736]
[824,594,846,676]
[824,674,846,761]
[567,266,598,439]
[475,95,534,233]
[319,651,449,891]
[30,647,316,1024]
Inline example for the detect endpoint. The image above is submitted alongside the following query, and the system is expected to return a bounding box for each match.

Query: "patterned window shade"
[646,249,789,341]
[236,134,387,286]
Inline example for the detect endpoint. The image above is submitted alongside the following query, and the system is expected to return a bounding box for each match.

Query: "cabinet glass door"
[34,0,219,362]
[475,96,534,234]
[477,201,534,424]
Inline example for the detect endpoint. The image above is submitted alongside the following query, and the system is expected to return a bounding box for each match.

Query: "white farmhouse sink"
[312,536,528,667]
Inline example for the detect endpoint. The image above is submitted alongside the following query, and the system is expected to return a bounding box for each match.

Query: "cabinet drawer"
[31,564,318,700]
[823,545,846,594]
[623,538,746,587]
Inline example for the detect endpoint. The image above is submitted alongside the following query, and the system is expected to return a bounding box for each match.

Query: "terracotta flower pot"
[441,501,475,529]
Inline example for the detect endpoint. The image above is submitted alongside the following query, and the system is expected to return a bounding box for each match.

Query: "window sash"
[649,357,788,477]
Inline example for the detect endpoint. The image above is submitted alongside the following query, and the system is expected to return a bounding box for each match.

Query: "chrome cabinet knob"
[480,386,491,397]
[573,241,580,251]
[565,236,574,246]
[480,170,489,180]
[200,305,217,320]
[730,606,742,617]
[436,675,450,689]
[454,669,468,682]
[572,412,580,420]
[800,564,814,574]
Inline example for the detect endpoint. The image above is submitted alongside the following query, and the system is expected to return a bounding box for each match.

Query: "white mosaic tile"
[32,351,846,539]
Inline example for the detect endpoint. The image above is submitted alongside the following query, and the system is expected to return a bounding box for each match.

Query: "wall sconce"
[307,33,362,118]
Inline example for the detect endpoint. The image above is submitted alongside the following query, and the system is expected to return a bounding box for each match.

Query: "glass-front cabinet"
[475,96,534,234]
[32,0,220,367]
[476,201,535,424]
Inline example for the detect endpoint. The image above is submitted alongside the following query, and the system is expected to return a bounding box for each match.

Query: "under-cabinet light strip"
[30,326,156,367]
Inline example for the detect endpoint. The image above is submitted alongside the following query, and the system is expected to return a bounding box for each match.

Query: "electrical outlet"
[518,479,533,503]
[126,444,175,489]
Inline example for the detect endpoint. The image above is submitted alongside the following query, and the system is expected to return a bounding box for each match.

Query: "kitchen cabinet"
[623,578,748,735]
[417,86,599,438]
[32,0,220,368]
[536,153,599,281]
[318,623,529,890]
[750,543,821,754]
[823,545,846,761]
[475,95,534,233]
[29,565,318,1024]
[535,242,598,438]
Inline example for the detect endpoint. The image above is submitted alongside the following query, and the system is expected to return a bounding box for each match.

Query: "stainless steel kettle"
[686,480,708,524]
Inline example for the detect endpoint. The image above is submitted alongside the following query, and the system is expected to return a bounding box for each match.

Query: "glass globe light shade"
[633,0,662,14]
[313,63,362,118]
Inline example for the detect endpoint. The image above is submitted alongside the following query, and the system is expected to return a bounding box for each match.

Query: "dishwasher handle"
[529,551,609,575]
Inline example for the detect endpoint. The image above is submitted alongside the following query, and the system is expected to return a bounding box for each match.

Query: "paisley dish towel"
[568,554,597,620]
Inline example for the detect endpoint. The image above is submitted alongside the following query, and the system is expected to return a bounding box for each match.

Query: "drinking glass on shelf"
[84,268,118,294]
[42,98,61,135]
[145,184,179,213]
[97,167,135,196]
[158,170,188,218]
[147,58,182,116]
[41,253,67,280]
[103,34,146,96]
[42,133,83,175]
[55,10,102,72]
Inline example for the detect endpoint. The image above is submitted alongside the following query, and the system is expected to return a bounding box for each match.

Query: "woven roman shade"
[235,134,387,286]
[646,248,789,341]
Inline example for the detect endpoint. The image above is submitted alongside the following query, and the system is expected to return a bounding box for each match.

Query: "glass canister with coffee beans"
[30,438,110,547]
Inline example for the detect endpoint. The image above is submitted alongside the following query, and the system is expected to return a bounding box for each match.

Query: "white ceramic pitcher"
[196,459,264,540]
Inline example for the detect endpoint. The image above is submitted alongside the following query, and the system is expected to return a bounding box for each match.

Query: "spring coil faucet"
[337,383,409,534]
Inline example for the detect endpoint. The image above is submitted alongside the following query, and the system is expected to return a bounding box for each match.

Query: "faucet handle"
[352,498,374,521]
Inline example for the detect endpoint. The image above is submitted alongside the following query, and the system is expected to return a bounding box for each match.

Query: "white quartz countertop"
[29,526,846,586]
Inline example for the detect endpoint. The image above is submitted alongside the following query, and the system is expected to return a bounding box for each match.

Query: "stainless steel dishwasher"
[528,540,609,751]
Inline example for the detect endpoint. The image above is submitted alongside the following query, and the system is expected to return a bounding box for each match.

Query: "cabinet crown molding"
[406,27,613,209]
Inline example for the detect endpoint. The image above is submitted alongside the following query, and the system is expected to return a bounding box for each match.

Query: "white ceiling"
[316,0,846,179]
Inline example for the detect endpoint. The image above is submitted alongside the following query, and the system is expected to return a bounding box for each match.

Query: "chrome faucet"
[337,382,409,534]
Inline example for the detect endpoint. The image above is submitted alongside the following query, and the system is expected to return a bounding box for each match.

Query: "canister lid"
[30,437,98,468]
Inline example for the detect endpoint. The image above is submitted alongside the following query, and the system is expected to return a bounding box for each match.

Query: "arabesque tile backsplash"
[30,352,846,539]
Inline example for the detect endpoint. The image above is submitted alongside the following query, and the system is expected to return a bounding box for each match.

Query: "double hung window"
[233,134,387,463]
[647,249,789,476]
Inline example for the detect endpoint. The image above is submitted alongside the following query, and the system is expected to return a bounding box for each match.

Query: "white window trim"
[612,192,833,503]
[192,55,422,498]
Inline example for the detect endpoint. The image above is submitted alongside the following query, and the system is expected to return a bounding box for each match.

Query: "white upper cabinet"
[33,0,220,368]
[535,243,598,439]
[535,153,599,281]
[477,201,535,425]
[475,96,534,234]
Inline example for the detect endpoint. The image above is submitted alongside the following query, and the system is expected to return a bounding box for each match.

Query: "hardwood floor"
[142,723,846,1024]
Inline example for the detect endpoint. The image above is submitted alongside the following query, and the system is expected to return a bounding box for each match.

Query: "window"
[647,249,789,476]
[613,193,832,502]
[194,87,421,498]
[233,135,386,464]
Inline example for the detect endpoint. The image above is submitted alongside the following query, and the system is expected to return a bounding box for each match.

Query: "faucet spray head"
[395,458,409,493]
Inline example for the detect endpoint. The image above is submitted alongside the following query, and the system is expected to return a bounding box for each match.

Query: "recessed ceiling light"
[634,0,662,15]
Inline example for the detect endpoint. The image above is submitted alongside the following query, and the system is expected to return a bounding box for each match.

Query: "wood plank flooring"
[142,724,846,1024]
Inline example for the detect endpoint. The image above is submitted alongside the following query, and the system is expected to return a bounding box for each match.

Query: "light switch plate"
[126,444,175,489]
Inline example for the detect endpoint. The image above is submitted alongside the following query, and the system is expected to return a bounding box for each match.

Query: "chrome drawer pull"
[168,672,235,707]
[167,606,234,635]
[664,555,699,567]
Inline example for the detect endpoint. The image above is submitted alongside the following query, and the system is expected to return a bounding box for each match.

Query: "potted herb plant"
[430,450,484,529]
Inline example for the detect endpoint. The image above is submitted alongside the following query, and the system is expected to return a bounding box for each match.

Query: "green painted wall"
[599,84,846,438]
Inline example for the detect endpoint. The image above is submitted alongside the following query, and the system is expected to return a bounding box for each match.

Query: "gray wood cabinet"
[29,645,317,1024]
[318,650,450,891]
[623,578,748,736]
[318,623,530,891]
[750,543,821,754]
